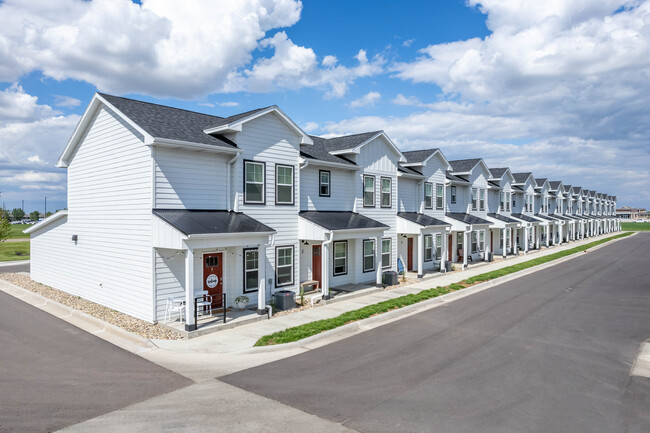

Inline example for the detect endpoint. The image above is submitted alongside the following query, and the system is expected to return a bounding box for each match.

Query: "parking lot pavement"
[222,233,650,433]
[0,261,29,273]
[0,291,192,433]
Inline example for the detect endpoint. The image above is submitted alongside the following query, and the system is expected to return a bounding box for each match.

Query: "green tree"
[12,208,25,221]
[45,212,52,218]
[0,216,9,242]
[30,211,40,221]
[0,209,9,221]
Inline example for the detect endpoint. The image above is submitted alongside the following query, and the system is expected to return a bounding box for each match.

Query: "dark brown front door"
[490,230,494,251]
[407,238,414,271]
[203,252,223,309]
[448,234,453,261]
[312,245,322,289]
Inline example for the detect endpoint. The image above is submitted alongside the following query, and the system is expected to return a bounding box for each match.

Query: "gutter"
[227,153,239,212]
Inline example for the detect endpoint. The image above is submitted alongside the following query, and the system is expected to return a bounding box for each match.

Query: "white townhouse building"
[485,167,520,258]
[548,180,576,242]
[511,172,544,253]
[444,159,493,268]
[25,93,620,327]
[396,149,452,277]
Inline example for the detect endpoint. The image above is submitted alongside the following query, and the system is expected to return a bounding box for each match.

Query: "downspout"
[264,233,276,317]
[416,180,424,213]
[227,153,239,212]
[321,230,335,300]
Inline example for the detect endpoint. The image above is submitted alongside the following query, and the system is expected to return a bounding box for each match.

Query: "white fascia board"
[186,231,276,239]
[148,138,242,155]
[57,94,154,168]
[332,131,406,162]
[203,106,314,145]
[300,159,360,171]
[23,210,68,234]
[398,171,424,179]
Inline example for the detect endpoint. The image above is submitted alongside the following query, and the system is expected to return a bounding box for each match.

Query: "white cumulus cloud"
[349,91,381,108]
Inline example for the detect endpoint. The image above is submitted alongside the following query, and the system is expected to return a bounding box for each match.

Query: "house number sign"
[206,274,218,288]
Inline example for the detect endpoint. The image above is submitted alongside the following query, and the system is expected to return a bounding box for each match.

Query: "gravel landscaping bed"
[0,273,183,340]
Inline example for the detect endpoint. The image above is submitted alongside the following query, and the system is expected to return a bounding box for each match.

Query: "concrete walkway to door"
[151,232,623,355]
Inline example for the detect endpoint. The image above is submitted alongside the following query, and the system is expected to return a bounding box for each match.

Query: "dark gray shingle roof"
[99,93,238,149]
[203,106,271,130]
[398,212,449,227]
[512,172,532,184]
[446,213,492,225]
[446,172,470,183]
[398,166,424,176]
[153,209,274,235]
[489,167,508,179]
[402,148,439,164]
[535,178,547,187]
[313,131,380,152]
[449,158,482,173]
[300,136,356,166]
[549,181,562,190]
[299,211,388,231]
[487,213,519,223]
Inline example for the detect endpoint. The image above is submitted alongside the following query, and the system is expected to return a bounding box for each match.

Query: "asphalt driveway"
[0,291,191,432]
[222,233,650,433]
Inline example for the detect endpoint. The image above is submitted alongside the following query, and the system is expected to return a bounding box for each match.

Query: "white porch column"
[321,236,331,300]
[440,229,446,273]
[546,225,550,247]
[257,244,266,314]
[535,226,540,249]
[463,231,469,269]
[501,228,506,259]
[417,232,424,278]
[524,226,529,255]
[512,228,518,254]
[559,224,563,245]
[485,229,491,261]
[375,235,383,287]
[184,248,195,331]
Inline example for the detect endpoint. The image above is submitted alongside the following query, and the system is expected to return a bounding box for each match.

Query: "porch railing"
[193,293,226,331]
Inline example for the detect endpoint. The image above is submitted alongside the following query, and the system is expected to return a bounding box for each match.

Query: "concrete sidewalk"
[151,232,628,355]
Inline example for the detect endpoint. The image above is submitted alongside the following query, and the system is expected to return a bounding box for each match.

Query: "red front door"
[490,231,494,251]
[312,245,322,289]
[448,234,453,261]
[407,238,414,271]
[203,252,223,309]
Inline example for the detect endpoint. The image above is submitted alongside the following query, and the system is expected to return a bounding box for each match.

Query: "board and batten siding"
[235,113,301,294]
[398,177,418,212]
[154,147,230,209]
[31,106,155,321]
[300,165,356,211]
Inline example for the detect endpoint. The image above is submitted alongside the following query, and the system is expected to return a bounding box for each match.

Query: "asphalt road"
[0,261,30,273]
[0,291,192,432]
[222,233,650,433]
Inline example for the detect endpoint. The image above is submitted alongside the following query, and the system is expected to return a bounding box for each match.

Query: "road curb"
[0,279,156,354]
[0,259,30,268]
[239,233,635,354]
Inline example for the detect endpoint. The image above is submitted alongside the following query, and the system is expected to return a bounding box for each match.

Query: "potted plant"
[234,295,249,310]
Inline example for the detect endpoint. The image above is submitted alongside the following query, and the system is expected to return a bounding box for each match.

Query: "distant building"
[616,206,647,220]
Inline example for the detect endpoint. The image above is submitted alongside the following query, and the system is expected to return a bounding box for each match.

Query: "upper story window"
[381,177,392,208]
[244,161,265,204]
[276,164,294,205]
[319,170,330,197]
[507,192,511,212]
[500,191,505,211]
[436,183,444,209]
[479,189,485,211]
[512,195,516,208]
[471,188,478,211]
[363,175,375,207]
[451,186,457,204]
[424,182,433,209]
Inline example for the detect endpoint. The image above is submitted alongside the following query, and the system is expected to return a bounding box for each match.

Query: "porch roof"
[487,213,520,224]
[446,212,492,226]
[397,212,450,227]
[299,211,388,231]
[153,209,275,236]
[534,214,557,222]
[511,213,542,223]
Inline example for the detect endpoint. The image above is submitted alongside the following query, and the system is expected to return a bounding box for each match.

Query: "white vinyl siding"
[300,166,355,211]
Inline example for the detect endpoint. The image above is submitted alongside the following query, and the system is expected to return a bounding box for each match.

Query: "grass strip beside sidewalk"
[255,232,632,346]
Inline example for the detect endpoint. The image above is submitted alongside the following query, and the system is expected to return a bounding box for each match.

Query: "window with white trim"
[500,191,506,211]
[507,192,511,211]
[436,183,444,209]
[382,238,391,269]
[424,235,433,262]
[424,182,433,209]
[471,231,478,253]
[363,239,375,272]
[333,241,347,275]
[244,161,265,204]
[243,248,258,293]
[363,175,375,207]
[381,177,392,208]
[276,164,294,205]
[471,188,478,211]
[275,246,294,287]
[479,231,485,252]
[451,186,457,204]
[435,233,442,260]
[319,170,330,197]
[479,189,485,211]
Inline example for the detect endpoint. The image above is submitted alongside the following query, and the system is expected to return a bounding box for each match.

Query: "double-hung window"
[319,170,330,197]
[500,191,505,211]
[244,161,265,204]
[424,182,433,209]
[471,231,478,253]
[381,177,392,208]
[424,235,433,262]
[471,188,478,211]
[275,246,294,287]
[243,248,259,293]
[512,195,516,208]
[363,175,375,207]
[382,238,391,269]
[479,189,485,211]
[363,239,375,272]
[479,231,485,252]
[435,233,442,259]
[507,192,511,211]
[333,241,347,275]
[436,183,444,209]
[276,164,294,205]
[451,186,457,204]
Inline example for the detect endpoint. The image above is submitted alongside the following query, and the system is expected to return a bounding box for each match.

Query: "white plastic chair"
[164,297,184,323]
[195,290,213,317]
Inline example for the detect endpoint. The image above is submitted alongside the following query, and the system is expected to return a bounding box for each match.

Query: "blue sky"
[0,0,649,213]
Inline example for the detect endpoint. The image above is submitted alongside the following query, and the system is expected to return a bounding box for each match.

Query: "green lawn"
[0,241,30,261]
[621,222,650,231]
[255,232,633,346]
[7,224,32,239]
